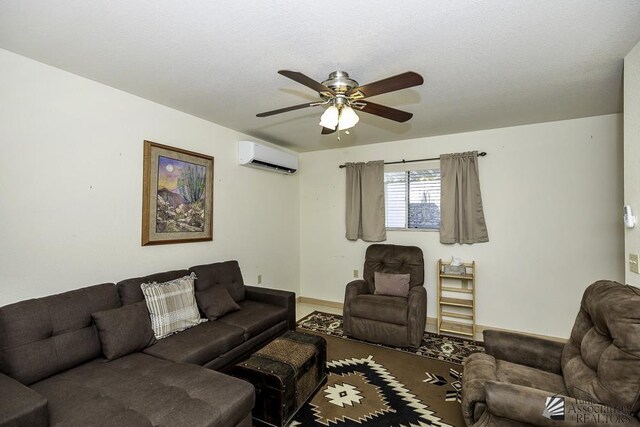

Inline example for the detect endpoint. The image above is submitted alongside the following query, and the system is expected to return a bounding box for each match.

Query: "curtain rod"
[338,151,487,168]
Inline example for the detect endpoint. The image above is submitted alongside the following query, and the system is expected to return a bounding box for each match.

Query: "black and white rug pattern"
[290,355,454,427]
[297,311,484,364]
[423,368,463,403]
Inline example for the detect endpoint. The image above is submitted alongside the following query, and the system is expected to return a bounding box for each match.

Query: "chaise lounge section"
[0,260,296,426]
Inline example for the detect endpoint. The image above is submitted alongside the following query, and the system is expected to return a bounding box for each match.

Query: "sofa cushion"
[496,359,567,395]
[117,269,190,306]
[92,302,156,360]
[190,260,246,302]
[205,322,288,371]
[374,271,410,297]
[561,280,640,413]
[31,352,254,427]
[0,283,120,385]
[143,321,245,365]
[141,273,203,339]
[218,300,288,339]
[197,285,241,320]
[349,294,408,325]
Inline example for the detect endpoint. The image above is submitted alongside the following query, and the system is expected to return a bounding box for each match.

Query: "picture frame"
[142,140,214,245]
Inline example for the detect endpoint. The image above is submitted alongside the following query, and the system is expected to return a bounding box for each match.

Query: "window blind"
[384,168,441,230]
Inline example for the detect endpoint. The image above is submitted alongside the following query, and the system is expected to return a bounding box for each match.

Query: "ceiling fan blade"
[355,101,413,122]
[347,71,423,99]
[256,102,319,117]
[278,70,335,96]
[321,126,336,135]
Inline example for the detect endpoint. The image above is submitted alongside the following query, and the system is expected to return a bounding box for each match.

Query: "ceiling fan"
[256,70,424,138]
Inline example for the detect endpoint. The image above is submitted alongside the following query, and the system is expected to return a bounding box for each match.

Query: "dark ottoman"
[230,330,327,427]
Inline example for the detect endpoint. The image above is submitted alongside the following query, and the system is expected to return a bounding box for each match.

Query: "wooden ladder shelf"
[437,259,476,339]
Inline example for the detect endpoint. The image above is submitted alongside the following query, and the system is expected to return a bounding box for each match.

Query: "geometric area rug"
[290,333,465,426]
[297,311,484,365]
[291,312,485,426]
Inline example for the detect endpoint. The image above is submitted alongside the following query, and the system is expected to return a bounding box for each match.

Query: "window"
[384,166,441,230]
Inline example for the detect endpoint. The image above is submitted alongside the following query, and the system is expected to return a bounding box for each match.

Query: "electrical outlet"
[257,274,262,284]
[630,254,639,274]
[353,269,359,278]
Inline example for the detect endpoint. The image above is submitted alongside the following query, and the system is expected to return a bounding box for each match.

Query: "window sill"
[386,228,439,233]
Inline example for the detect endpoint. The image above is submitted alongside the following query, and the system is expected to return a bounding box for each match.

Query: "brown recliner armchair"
[343,244,426,349]
[462,280,640,426]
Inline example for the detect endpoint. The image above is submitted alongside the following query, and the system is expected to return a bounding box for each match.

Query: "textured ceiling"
[1,1,639,152]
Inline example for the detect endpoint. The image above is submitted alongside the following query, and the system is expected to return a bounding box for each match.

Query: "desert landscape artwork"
[142,141,213,245]
[156,156,206,233]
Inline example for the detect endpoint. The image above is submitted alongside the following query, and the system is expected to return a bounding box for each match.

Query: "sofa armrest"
[485,381,639,427]
[0,372,48,427]
[343,279,370,335]
[244,285,296,330]
[483,330,564,375]
[407,286,427,348]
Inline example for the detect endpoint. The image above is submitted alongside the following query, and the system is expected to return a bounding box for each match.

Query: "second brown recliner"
[461,280,640,426]
[343,244,426,349]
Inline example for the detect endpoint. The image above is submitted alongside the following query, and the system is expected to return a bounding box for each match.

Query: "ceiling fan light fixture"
[257,69,423,138]
[319,105,339,129]
[338,106,359,131]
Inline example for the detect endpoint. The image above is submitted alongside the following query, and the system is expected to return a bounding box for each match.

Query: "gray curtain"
[440,151,489,244]
[345,161,386,242]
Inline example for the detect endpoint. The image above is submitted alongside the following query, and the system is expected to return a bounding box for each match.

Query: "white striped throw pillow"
[141,272,206,339]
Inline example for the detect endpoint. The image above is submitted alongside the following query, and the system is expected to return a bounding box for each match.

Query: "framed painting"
[142,140,214,245]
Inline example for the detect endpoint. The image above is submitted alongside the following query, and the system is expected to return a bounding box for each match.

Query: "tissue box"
[443,264,467,275]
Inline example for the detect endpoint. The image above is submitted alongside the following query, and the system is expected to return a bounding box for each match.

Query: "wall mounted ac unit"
[238,141,298,175]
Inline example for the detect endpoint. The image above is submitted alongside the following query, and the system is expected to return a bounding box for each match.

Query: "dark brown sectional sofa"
[0,260,296,427]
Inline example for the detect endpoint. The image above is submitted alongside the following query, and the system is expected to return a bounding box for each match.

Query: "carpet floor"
[290,312,484,427]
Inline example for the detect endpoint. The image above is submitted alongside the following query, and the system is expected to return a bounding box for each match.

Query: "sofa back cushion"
[363,244,424,294]
[189,260,246,302]
[116,269,190,305]
[561,281,640,413]
[0,283,120,385]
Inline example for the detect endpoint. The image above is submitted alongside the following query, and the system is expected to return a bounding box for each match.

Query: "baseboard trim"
[297,296,566,343]
[298,296,343,309]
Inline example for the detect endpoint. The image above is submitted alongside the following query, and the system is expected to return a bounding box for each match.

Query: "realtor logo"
[543,395,565,420]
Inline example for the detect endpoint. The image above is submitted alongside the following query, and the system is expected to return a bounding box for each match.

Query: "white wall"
[624,41,640,286]
[0,48,300,307]
[0,46,626,340]
[299,115,623,339]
